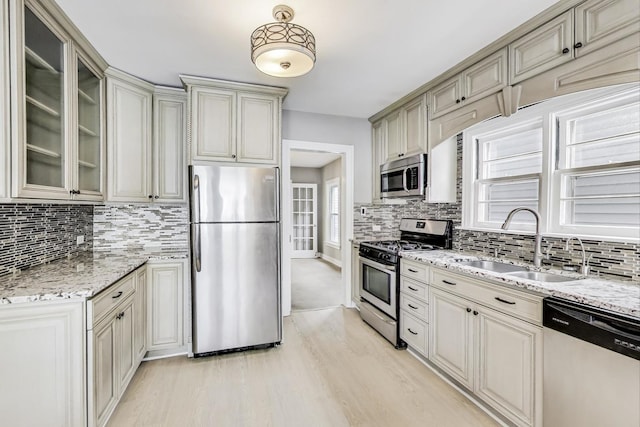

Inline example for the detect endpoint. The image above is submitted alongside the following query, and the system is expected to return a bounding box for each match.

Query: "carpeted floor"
[291,258,343,311]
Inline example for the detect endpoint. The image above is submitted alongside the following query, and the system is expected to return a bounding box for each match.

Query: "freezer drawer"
[191,223,281,354]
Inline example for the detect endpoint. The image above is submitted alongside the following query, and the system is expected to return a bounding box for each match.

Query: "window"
[463,84,640,240]
[326,177,340,247]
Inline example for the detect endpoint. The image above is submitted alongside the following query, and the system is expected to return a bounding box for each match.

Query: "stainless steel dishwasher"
[543,297,640,427]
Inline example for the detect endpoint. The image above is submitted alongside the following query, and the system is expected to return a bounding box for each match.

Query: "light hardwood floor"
[291,258,343,311]
[108,308,498,427]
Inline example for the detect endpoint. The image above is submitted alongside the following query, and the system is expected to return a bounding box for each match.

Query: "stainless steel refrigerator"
[189,165,281,356]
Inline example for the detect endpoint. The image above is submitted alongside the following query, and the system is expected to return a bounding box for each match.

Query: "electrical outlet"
[372,225,381,232]
[76,235,85,245]
[360,207,368,216]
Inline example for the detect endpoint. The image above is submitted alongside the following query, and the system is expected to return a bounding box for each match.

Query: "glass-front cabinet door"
[10,0,105,200]
[76,57,103,196]
[22,5,67,193]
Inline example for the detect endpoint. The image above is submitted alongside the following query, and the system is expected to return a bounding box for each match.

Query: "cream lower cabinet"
[0,300,86,426]
[429,270,543,427]
[146,260,188,357]
[88,266,146,427]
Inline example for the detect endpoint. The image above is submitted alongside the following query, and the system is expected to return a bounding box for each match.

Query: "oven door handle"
[360,256,396,272]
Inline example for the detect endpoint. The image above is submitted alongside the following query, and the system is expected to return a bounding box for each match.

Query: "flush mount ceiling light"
[251,4,316,78]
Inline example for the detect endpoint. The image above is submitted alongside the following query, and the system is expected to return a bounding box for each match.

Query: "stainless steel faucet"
[565,236,591,275]
[501,207,543,268]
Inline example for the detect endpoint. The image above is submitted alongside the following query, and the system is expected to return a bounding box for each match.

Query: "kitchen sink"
[457,260,527,273]
[505,271,581,283]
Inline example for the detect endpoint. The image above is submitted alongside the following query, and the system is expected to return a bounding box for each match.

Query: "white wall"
[282,110,371,203]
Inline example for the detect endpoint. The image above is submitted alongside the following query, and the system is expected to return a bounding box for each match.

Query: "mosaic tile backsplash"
[0,204,93,277]
[93,204,189,250]
[354,135,640,282]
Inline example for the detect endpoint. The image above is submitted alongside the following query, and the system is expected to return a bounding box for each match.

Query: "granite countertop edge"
[399,250,640,319]
[0,247,189,305]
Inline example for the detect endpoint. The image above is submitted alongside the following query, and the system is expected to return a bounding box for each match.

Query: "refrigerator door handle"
[193,174,201,224]
[194,224,202,272]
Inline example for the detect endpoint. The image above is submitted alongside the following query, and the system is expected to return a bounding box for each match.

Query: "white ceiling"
[290,150,341,168]
[55,0,559,119]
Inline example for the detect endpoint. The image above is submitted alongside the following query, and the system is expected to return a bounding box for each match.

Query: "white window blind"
[327,179,340,246]
[474,120,543,228]
[463,83,640,240]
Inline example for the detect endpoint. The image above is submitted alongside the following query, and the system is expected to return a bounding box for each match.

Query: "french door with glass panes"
[291,183,317,258]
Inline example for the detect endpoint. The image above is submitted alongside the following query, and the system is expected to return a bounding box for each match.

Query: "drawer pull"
[408,286,419,292]
[407,328,418,335]
[442,280,457,286]
[408,268,419,273]
[112,291,123,299]
[408,303,418,310]
[495,297,516,305]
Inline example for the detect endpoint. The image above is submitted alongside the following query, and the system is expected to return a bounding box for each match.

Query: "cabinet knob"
[466,308,471,313]
[574,42,583,49]
[562,47,570,54]
[154,195,159,199]
[148,195,153,199]
[473,310,479,316]
[456,99,461,104]
[461,96,466,101]
[231,154,236,159]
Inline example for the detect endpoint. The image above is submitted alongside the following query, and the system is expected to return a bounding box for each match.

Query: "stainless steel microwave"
[380,153,427,198]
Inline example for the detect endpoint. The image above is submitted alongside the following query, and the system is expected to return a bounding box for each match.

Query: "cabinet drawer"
[400,277,428,302]
[431,269,542,324]
[401,259,429,282]
[400,311,428,356]
[89,273,136,325]
[400,293,428,322]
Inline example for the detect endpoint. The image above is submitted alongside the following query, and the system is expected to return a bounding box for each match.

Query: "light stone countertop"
[400,250,640,318]
[0,247,189,305]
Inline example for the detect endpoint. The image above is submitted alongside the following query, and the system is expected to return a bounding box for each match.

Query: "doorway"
[281,140,354,316]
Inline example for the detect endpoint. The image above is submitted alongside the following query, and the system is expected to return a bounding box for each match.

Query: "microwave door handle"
[403,168,410,192]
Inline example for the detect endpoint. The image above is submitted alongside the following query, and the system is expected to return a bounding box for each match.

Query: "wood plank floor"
[108,307,498,427]
[291,258,343,311]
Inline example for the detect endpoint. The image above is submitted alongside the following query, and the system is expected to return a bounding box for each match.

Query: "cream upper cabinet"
[510,0,639,84]
[181,75,287,166]
[107,71,186,203]
[9,0,107,201]
[237,92,280,164]
[381,95,427,163]
[106,68,153,202]
[153,87,187,203]
[509,11,574,85]
[0,1,9,200]
[430,48,508,118]
[0,300,86,427]
[384,109,403,161]
[574,0,640,57]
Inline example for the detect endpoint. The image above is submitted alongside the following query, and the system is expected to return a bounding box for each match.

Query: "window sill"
[325,242,341,250]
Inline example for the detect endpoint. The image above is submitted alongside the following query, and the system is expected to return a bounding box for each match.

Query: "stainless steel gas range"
[358,218,453,348]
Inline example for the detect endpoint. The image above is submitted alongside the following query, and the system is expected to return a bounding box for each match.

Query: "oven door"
[359,256,397,319]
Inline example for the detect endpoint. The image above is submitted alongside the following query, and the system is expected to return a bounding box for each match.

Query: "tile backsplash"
[93,204,189,250]
[355,134,640,282]
[0,204,93,277]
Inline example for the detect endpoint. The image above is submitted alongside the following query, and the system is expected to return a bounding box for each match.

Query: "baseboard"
[320,253,342,267]
[143,347,189,361]
[406,347,510,427]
